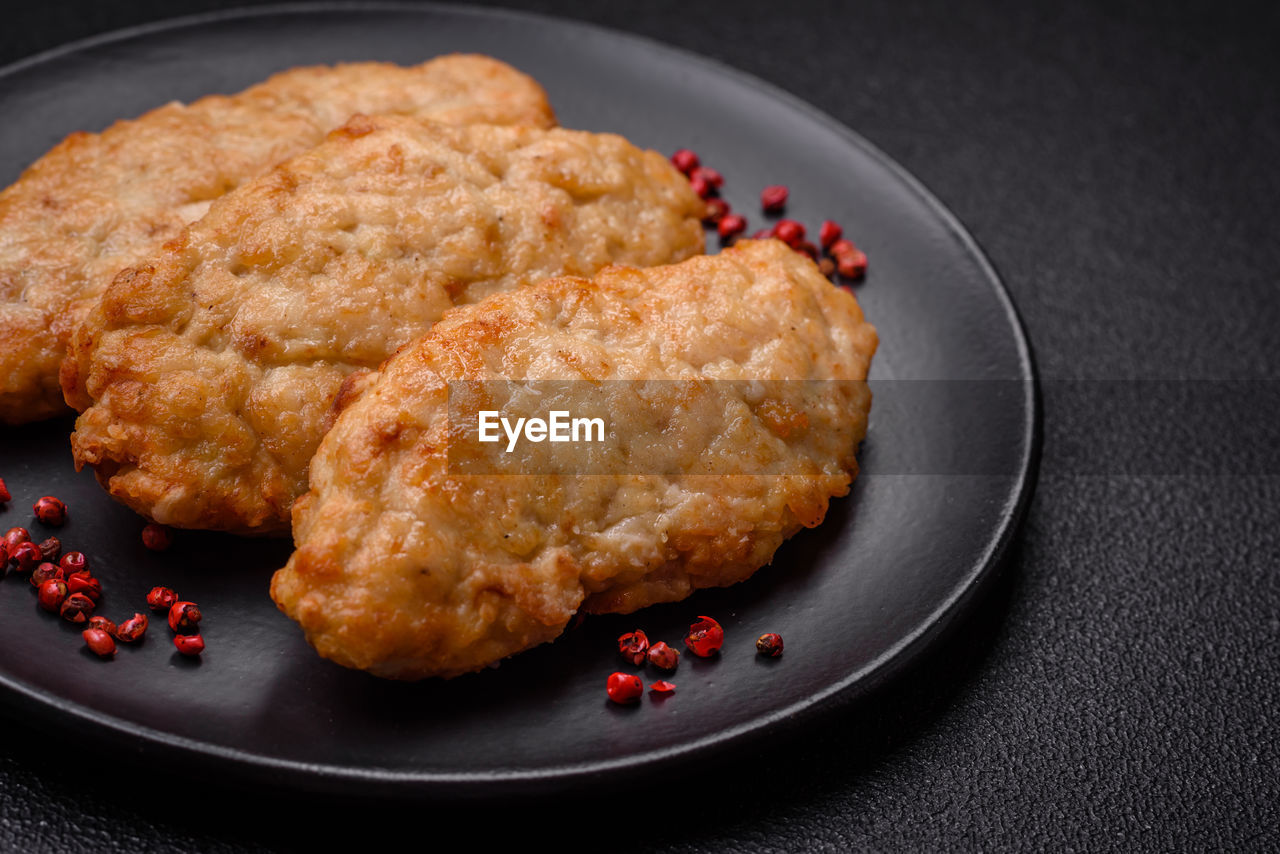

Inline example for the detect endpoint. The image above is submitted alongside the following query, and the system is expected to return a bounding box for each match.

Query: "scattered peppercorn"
[684,615,725,658]
[37,536,61,563]
[0,477,9,504]
[606,671,643,704]
[827,237,869,280]
[689,172,714,199]
[773,219,805,248]
[10,541,41,573]
[66,571,101,601]
[647,641,680,671]
[3,527,30,551]
[756,632,785,658]
[168,601,202,634]
[750,228,774,240]
[59,551,87,574]
[141,523,172,552]
[819,220,843,250]
[829,238,856,258]
[718,214,747,241]
[818,257,837,279]
[37,579,68,612]
[836,247,868,280]
[87,615,118,637]
[670,149,699,176]
[146,586,178,612]
[761,185,789,214]
[30,562,63,587]
[618,630,650,667]
[82,628,116,658]
[703,198,730,225]
[174,634,205,657]
[796,240,820,261]
[32,496,67,527]
[649,680,676,695]
[60,592,95,624]
[690,166,723,190]
[116,613,148,643]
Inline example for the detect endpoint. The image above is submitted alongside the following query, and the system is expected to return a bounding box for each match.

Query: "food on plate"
[0,54,556,424]
[270,239,877,679]
[65,115,706,534]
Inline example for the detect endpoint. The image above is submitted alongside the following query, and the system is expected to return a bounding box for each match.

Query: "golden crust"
[270,240,878,679]
[0,54,556,424]
[66,116,706,534]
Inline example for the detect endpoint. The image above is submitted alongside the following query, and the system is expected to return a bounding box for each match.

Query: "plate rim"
[0,0,1042,796]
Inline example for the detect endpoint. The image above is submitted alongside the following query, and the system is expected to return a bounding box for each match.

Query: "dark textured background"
[1,1,1277,850]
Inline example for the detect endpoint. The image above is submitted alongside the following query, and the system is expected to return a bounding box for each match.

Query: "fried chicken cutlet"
[270,240,877,679]
[0,54,555,423]
[65,116,706,534]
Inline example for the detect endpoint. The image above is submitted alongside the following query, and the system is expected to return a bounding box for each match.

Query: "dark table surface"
[2,1,1277,851]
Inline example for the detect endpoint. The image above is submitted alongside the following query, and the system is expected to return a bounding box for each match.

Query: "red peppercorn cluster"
[754,217,867,282]
[671,148,742,242]
[605,615,785,704]
[0,482,201,663]
[670,148,870,284]
[4,513,106,631]
[151,588,205,656]
[1,502,124,652]
[146,585,205,656]
[606,625,685,703]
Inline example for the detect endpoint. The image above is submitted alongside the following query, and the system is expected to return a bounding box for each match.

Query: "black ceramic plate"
[0,4,1038,797]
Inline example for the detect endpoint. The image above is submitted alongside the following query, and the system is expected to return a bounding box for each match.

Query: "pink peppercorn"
[761,185,788,214]
[718,214,747,240]
[671,149,700,175]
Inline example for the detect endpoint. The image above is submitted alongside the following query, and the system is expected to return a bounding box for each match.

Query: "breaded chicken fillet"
[270,240,877,679]
[65,116,706,534]
[0,54,555,423]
